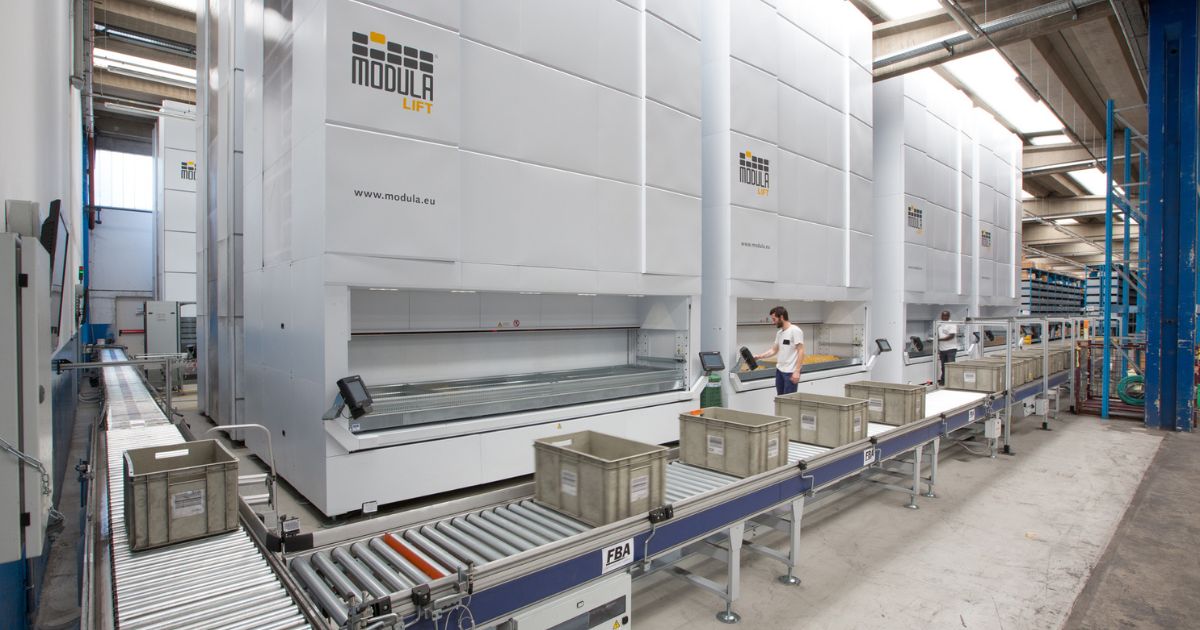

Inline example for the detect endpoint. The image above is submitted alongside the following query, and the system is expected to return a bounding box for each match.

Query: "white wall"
[0,0,82,355]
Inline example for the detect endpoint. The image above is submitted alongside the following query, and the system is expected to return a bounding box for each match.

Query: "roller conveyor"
[97,349,312,630]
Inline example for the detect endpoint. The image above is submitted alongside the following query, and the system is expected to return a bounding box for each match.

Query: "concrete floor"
[36,386,1196,630]
[634,414,1163,629]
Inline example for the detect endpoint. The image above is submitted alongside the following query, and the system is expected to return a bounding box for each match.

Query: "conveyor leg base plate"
[716,610,741,624]
[777,574,801,586]
[923,492,936,498]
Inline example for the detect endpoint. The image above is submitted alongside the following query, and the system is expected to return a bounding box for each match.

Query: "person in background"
[754,306,805,395]
[937,310,958,386]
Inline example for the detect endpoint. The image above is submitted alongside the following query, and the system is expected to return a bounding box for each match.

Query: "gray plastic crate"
[534,431,667,526]
[843,381,926,426]
[1010,352,1046,380]
[981,356,1038,384]
[945,360,1007,393]
[123,439,239,551]
[774,393,868,448]
[679,408,789,477]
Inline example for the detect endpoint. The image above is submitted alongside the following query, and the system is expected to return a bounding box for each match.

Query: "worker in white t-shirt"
[754,306,805,395]
[937,310,958,386]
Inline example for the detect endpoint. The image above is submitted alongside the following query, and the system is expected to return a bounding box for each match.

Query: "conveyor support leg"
[715,522,744,624]
[777,497,804,585]
[923,438,939,498]
[906,444,922,509]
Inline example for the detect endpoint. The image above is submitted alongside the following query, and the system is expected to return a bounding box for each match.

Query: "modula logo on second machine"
[350,30,434,114]
[738,151,769,196]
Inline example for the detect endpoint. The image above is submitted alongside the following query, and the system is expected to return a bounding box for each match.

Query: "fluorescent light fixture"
[1021,189,1036,200]
[93,48,196,88]
[1058,218,1079,225]
[450,290,476,294]
[1029,134,1073,146]
[943,51,1063,134]
[519,291,541,295]
[870,0,941,20]
[577,293,597,297]
[143,0,196,12]
[367,287,399,292]
[1067,168,1110,196]
[627,294,645,298]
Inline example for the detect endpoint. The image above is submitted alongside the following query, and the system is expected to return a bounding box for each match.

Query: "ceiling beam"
[1022,196,1108,220]
[1024,222,1139,245]
[94,0,196,47]
[94,67,195,106]
[872,2,1111,82]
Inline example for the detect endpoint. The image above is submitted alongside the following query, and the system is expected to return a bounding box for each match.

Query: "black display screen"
[698,351,725,372]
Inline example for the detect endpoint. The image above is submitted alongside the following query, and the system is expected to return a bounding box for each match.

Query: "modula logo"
[351,30,434,114]
[180,161,196,181]
[738,151,769,196]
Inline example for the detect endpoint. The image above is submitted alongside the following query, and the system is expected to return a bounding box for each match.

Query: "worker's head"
[769,306,789,328]
[940,310,951,321]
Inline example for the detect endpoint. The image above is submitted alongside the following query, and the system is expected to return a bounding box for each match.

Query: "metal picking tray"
[356,363,686,432]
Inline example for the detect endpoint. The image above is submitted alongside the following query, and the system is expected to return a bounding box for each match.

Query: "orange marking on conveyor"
[383,532,445,580]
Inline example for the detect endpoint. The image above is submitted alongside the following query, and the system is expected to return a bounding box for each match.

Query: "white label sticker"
[154,449,189,460]
[968,409,976,422]
[171,489,205,518]
[853,413,862,433]
[868,397,884,413]
[630,474,650,502]
[964,371,977,384]
[863,447,876,466]
[707,434,725,456]
[560,467,578,497]
[601,538,635,573]
[801,414,817,431]
[550,439,573,448]
[767,435,780,459]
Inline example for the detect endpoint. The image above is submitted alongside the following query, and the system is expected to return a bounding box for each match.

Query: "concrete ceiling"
[90,0,197,138]
[857,0,1150,278]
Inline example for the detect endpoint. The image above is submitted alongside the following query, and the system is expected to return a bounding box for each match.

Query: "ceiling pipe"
[875,0,1108,69]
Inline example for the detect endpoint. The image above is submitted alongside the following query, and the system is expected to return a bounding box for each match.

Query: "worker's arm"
[939,326,955,341]
[756,343,780,361]
[791,342,805,383]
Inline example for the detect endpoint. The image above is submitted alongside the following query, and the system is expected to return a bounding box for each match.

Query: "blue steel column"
[1121,129,1132,374]
[1101,99,1115,418]
[1145,0,1198,431]
[1137,151,1147,336]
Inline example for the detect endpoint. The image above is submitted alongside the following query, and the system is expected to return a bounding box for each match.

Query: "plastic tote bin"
[774,393,868,448]
[534,431,667,526]
[123,439,239,551]
[944,360,1007,393]
[843,381,926,426]
[679,408,789,477]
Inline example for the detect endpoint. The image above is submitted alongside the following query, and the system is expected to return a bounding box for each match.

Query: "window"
[94,150,154,210]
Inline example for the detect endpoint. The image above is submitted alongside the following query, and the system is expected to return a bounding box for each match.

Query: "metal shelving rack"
[1022,268,1085,315]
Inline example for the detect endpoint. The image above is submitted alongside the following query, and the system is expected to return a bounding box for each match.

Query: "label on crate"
[630,474,650,502]
[171,489,205,518]
[560,467,578,496]
[964,371,977,384]
[601,538,635,574]
[801,414,817,431]
[853,413,862,433]
[868,397,883,413]
[707,434,725,456]
[767,435,780,459]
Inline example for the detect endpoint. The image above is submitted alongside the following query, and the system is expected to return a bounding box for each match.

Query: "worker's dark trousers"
[938,349,957,385]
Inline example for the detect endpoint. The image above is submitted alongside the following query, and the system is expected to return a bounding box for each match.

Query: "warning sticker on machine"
[171,489,205,518]
[964,371,977,384]
[767,435,780,459]
[801,414,817,431]
[561,468,578,497]
[630,475,650,502]
[707,434,725,456]
[868,397,883,413]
